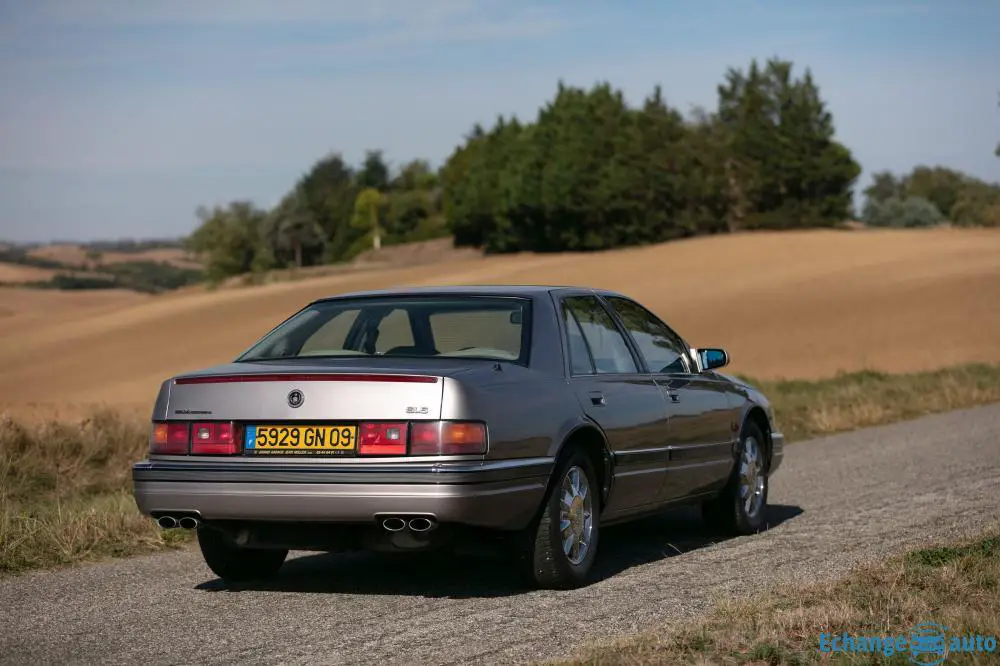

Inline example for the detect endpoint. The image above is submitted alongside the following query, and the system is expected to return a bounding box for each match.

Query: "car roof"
[309,284,627,304]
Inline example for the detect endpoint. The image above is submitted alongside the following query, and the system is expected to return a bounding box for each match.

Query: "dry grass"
[1,228,998,416]
[0,262,58,284]
[556,529,1000,665]
[753,364,1000,441]
[0,410,190,573]
[1,364,998,574]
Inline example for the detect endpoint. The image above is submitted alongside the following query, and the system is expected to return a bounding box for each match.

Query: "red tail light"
[149,420,486,457]
[358,422,407,456]
[411,422,487,455]
[190,422,239,455]
[151,422,189,454]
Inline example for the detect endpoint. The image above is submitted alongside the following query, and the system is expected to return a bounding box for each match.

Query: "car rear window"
[238,296,531,364]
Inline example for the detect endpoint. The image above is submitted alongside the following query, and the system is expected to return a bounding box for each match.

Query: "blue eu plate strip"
[245,425,256,449]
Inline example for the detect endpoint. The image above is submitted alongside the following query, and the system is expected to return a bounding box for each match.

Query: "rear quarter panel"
[441,292,589,461]
[441,368,586,461]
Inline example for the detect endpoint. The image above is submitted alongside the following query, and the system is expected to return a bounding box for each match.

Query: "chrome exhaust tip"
[382,517,406,532]
[156,516,177,529]
[177,516,200,530]
[408,517,434,532]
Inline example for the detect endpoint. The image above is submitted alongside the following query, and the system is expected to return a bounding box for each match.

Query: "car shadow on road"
[195,503,803,598]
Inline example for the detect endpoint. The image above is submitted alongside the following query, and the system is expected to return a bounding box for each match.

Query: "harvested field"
[24,244,199,269]
[0,228,998,417]
[0,263,58,284]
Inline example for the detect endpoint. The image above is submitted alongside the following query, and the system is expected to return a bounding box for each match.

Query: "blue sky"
[1,0,997,243]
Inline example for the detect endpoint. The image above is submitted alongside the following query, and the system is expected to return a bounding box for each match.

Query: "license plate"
[245,425,357,455]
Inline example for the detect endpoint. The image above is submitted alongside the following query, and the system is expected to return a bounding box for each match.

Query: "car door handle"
[588,391,606,406]
[664,389,680,403]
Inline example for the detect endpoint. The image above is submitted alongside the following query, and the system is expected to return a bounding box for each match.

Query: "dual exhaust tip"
[381,516,436,533]
[156,515,199,530]
[158,514,435,533]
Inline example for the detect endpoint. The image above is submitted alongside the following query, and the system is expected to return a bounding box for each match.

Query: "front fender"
[719,374,784,475]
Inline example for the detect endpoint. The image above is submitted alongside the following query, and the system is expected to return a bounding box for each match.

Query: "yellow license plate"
[245,425,357,455]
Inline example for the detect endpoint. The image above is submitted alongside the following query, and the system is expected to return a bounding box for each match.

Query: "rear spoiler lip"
[173,373,440,385]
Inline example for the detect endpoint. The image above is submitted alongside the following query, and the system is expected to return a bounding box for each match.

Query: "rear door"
[601,295,740,501]
[557,293,672,516]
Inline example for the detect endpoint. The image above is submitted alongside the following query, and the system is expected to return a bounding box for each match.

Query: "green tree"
[862,165,1000,227]
[900,166,968,220]
[186,201,270,283]
[866,196,944,228]
[271,187,325,267]
[862,171,904,220]
[358,150,390,190]
[392,159,438,191]
[950,180,1000,227]
[352,187,385,250]
[292,152,359,264]
[715,58,860,230]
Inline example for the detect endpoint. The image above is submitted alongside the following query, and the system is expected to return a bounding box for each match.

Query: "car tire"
[197,525,288,583]
[522,447,601,590]
[702,420,769,535]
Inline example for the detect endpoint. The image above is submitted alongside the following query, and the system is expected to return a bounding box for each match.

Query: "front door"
[601,296,739,501]
[558,294,672,517]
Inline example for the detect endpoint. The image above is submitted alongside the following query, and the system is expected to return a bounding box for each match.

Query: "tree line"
[187,150,448,283]
[186,58,999,283]
[862,165,1000,228]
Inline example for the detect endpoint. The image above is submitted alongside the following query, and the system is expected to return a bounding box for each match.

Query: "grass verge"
[750,363,1000,442]
[0,409,191,574]
[1,363,999,574]
[554,530,1000,665]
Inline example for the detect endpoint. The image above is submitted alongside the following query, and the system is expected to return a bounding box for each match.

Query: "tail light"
[411,422,487,455]
[150,421,239,455]
[358,422,407,456]
[151,422,189,454]
[149,420,486,457]
[190,422,239,455]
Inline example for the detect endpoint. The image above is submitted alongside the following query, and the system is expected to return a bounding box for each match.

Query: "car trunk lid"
[166,365,445,421]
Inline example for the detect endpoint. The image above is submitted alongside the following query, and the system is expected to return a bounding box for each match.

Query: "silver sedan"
[132,285,784,589]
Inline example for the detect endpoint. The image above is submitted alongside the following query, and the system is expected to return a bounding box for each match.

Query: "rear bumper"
[132,457,553,531]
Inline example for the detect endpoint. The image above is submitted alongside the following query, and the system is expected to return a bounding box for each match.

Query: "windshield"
[237,295,531,364]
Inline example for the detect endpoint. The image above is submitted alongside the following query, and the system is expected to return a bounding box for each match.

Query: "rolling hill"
[1,228,998,420]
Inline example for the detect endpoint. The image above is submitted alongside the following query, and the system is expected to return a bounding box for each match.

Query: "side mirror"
[697,348,729,371]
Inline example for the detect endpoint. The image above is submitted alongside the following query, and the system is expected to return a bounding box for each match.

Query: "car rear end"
[132,292,555,554]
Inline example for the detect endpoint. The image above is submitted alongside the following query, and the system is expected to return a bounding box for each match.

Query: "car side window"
[562,302,595,374]
[604,296,690,374]
[563,296,638,374]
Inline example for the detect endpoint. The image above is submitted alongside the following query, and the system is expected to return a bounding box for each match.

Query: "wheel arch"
[741,405,773,472]
[548,420,614,513]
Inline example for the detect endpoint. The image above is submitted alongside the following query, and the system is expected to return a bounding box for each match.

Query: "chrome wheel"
[739,436,765,518]
[559,465,594,565]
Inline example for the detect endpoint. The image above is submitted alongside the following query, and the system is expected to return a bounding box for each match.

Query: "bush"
[864,196,944,228]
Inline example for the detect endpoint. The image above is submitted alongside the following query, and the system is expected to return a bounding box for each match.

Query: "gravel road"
[2,405,999,666]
